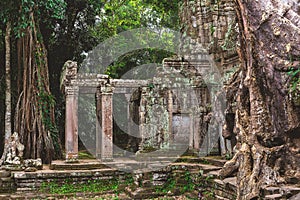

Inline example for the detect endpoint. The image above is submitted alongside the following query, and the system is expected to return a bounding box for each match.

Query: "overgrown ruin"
[0,0,299,199]
[60,56,221,163]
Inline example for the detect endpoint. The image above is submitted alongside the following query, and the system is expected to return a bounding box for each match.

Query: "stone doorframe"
[61,61,149,162]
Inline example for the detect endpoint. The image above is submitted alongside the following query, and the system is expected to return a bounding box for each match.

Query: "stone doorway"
[172,114,190,144]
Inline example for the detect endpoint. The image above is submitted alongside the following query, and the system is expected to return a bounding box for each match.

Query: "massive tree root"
[220,0,300,199]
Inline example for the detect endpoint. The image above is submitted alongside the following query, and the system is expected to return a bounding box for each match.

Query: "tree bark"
[0,22,12,166]
[14,10,62,164]
[220,0,300,199]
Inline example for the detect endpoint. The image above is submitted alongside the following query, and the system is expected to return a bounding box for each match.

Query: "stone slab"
[50,159,107,170]
[265,194,283,200]
[0,170,11,178]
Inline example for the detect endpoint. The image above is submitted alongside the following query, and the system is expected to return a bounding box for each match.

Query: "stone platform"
[0,157,299,199]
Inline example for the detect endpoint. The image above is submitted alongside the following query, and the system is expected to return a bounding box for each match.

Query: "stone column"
[100,85,114,161]
[124,94,132,137]
[219,125,227,156]
[138,88,147,151]
[61,61,79,162]
[95,88,102,159]
[65,86,79,161]
[189,113,194,149]
[193,114,200,150]
[167,90,173,143]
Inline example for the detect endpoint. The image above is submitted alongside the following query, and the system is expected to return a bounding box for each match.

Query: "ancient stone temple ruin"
[60,55,220,162]
[60,0,242,163]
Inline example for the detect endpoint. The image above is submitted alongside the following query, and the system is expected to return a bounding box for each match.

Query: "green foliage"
[287,66,300,105]
[143,0,180,29]
[38,0,66,20]
[287,68,300,93]
[154,170,215,198]
[124,175,134,185]
[78,150,95,159]
[88,0,180,78]
[155,176,176,193]
[105,49,173,79]
[91,0,180,40]
[287,55,300,98]
[40,178,120,194]
[148,83,155,89]
[181,171,194,193]
[210,24,216,36]
[0,0,66,38]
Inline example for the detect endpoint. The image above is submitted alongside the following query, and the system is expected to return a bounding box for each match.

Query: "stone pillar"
[100,85,114,161]
[61,61,79,162]
[138,88,147,151]
[189,113,194,149]
[219,125,227,156]
[65,86,79,161]
[96,88,102,159]
[193,114,200,150]
[124,94,132,137]
[167,90,173,143]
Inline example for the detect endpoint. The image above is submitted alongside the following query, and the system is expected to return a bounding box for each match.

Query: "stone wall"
[178,0,241,156]
[180,0,240,74]
[136,58,212,155]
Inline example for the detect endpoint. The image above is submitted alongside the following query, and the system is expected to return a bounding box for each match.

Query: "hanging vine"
[13,1,64,163]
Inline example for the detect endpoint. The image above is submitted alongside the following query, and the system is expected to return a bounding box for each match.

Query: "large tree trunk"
[180,0,299,198]
[14,10,62,164]
[0,22,12,165]
[220,0,300,199]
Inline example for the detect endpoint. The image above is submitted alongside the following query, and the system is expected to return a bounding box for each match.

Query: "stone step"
[1,191,130,200]
[289,192,300,200]
[125,186,166,199]
[12,168,119,182]
[264,194,283,200]
[170,162,222,173]
[207,169,221,178]
[185,191,200,199]
[16,187,34,192]
[0,178,16,193]
[0,170,11,178]
[264,187,280,195]
[215,195,231,200]
[264,185,300,197]
[214,188,236,200]
[50,159,108,170]
[214,177,237,197]
[202,157,227,167]
[280,185,300,196]
[0,177,12,182]
[176,156,227,167]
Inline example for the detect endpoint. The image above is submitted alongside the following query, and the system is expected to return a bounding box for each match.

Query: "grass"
[40,179,120,195]
[78,150,96,159]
